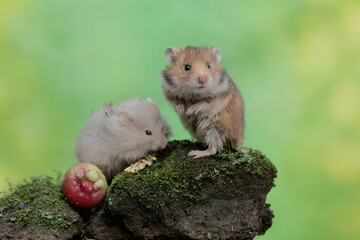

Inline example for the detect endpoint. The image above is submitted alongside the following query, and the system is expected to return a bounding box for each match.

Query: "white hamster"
[75,98,171,180]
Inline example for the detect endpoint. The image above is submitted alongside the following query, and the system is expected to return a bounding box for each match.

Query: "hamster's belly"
[180,112,216,141]
[179,95,232,142]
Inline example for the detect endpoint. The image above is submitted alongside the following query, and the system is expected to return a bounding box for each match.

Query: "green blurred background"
[1,0,359,239]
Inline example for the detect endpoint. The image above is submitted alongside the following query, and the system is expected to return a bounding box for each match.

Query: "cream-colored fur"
[75,98,171,180]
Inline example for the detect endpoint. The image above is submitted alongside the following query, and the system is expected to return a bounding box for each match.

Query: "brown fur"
[162,46,245,157]
[216,83,244,151]
[165,46,223,86]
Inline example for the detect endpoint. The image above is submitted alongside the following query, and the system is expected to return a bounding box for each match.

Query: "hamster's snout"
[156,144,166,150]
[153,138,167,151]
[197,75,208,85]
[154,143,166,151]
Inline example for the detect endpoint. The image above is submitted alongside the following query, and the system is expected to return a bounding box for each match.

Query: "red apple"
[61,163,108,208]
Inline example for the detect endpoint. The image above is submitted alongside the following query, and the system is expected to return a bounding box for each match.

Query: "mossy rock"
[106,140,277,240]
[0,176,83,240]
[0,140,277,240]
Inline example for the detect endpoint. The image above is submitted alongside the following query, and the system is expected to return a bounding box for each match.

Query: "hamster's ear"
[212,48,222,62]
[103,101,114,117]
[165,47,179,63]
[147,97,154,103]
[118,111,133,124]
[161,116,172,138]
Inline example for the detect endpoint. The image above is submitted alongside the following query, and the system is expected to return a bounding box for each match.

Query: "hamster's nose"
[197,75,208,85]
[156,143,166,150]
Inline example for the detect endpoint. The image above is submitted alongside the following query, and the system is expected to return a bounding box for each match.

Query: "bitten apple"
[61,163,108,208]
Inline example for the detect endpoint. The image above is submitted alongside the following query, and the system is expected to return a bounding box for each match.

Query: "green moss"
[0,176,80,235]
[216,148,277,178]
[109,147,199,210]
[107,140,277,212]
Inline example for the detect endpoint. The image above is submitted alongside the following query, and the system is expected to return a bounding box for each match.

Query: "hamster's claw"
[186,104,200,115]
[174,104,185,115]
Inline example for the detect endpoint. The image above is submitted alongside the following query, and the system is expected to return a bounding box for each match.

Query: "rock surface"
[0,176,83,240]
[107,140,276,239]
[0,140,277,240]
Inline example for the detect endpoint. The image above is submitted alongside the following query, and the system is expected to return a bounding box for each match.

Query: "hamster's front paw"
[186,103,201,115]
[174,103,185,114]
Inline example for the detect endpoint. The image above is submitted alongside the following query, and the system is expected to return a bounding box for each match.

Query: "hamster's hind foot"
[188,149,216,159]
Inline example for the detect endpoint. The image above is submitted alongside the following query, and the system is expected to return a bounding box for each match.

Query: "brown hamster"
[161,46,244,158]
[75,98,171,180]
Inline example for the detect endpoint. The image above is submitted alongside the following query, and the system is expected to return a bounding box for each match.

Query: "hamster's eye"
[184,64,191,71]
[206,62,211,69]
[145,130,152,136]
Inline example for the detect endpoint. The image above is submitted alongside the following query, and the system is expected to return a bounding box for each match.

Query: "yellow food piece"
[124,159,152,173]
